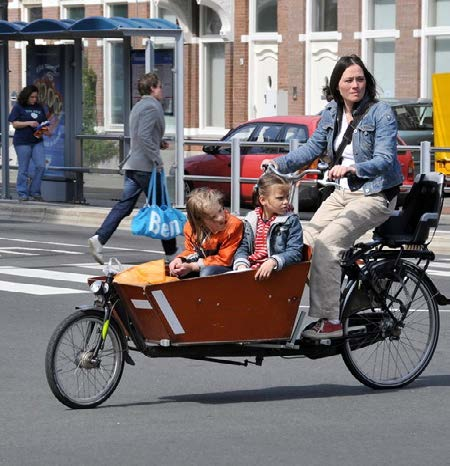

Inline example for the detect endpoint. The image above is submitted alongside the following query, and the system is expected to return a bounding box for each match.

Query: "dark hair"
[18,85,39,106]
[137,72,161,96]
[328,54,377,104]
[252,172,290,207]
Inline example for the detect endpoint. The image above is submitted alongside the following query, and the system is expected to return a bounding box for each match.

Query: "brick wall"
[278,0,306,115]
[338,0,361,57]
[395,0,421,97]
[184,43,199,129]
[232,0,248,127]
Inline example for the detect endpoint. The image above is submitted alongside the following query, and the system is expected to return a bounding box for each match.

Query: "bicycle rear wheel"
[341,260,439,389]
[45,310,125,409]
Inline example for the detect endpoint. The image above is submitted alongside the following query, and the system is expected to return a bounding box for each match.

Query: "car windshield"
[393,103,433,131]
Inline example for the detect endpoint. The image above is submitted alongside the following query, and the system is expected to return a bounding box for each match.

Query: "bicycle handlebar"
[263,163,343,190]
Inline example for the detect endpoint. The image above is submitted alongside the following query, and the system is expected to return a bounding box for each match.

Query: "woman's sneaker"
[302,319,343,340]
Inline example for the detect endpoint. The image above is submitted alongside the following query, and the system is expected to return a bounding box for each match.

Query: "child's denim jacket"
[233,211,303,271]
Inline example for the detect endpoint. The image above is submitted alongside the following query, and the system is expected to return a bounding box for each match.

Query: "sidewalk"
[0,189,449,253]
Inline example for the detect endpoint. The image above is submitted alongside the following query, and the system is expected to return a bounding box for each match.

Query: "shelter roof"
[0,16,180,40]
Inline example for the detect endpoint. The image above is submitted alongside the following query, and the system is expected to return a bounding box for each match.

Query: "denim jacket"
[275,98,403,195]
[233,211,303,270]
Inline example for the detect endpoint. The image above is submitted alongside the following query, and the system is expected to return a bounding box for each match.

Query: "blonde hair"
[253,172,290,207]
[186,187,225,243]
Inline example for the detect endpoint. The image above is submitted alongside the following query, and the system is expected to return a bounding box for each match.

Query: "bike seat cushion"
[373,172,445,247]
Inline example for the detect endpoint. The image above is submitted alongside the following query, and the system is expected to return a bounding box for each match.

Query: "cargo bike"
[45,167,450,408]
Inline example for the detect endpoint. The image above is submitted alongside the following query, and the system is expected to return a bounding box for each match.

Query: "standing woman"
[263,54,403,340]
[8,85,47,201]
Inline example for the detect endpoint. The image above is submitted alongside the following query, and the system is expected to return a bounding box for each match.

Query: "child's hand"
[169,257,183,276]
[254,258,277,280]
[169,258,199,278]
[236,264,248,271]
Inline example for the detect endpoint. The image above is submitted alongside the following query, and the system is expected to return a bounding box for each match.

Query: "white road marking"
[0,237,164,254]
[0,280,88,295]
[0,266,92,283]
[0,250,38,256]
[0,247,81,255]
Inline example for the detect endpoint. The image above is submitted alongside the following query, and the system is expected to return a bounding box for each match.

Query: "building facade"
[5,0,450,139]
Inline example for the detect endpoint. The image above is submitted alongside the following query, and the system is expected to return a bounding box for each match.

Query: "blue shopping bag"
[131,170,186,240]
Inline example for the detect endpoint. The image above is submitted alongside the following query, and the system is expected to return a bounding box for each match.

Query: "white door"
[252,43,278,118]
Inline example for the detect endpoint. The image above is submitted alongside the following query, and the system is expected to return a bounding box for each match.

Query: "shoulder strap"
[331,101,374,167]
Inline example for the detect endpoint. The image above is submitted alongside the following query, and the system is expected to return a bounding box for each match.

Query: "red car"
[184,116,414,210]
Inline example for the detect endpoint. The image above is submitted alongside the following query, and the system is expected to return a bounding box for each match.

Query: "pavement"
[0,186,449,254]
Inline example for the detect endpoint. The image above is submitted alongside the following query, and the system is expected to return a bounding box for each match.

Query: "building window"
[200,6,222,36]
[360,0,397,98]
[430,0,450,27]
[370,0,396,29]
[66,6,85,21]
[109,3,128,18]
[313,0,337,32]
[433,36,450,73]
[256,0,277,33]
[158,6,177,25]
[372,39,395,97]
[26,6,42,22]
[204,43,225,127]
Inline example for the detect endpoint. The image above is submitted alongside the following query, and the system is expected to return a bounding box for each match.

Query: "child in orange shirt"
[168,187,244,278]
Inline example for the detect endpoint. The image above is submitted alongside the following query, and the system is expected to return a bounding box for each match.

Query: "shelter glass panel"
[111,42,124,125]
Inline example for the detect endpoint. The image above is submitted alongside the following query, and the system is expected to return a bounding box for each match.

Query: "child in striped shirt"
[233,172,303,280]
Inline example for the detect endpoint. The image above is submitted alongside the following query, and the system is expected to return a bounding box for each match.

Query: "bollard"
[420,140,431,174]
[230,138,241,215]
[289,139,299,213]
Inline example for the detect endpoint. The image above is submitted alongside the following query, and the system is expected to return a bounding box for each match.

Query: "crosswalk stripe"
[0,280,88,295]
[0,250,38,256]
[428,270,450,277]
[0,247,82,255]
[0,266,92,283]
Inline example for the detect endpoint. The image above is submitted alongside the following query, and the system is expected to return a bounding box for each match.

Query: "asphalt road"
[1,220,450,466]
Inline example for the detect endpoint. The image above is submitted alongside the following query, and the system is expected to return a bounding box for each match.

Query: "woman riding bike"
[263,54,403,340]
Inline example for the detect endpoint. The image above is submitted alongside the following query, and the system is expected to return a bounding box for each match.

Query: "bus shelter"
[0,16,184,203]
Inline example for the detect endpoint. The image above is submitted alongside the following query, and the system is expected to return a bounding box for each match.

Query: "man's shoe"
[30,195,43,201]
[18,196,29,202]
[302,319,343,340]
[88,235,104,264]
[164,247,181,264]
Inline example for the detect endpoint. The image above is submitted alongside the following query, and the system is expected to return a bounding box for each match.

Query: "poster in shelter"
[27,45,66,178]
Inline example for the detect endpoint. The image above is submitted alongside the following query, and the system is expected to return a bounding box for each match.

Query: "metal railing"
[2,132,450,210]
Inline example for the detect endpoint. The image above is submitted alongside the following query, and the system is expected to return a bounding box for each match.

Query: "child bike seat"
[373,172,445,247]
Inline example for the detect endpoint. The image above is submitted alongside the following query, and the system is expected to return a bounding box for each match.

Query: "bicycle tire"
[341,260,439,389]
[45,310,125,409]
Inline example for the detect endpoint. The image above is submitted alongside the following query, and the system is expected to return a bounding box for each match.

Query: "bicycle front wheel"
[45,310,125,409]
[341,260,439,389]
